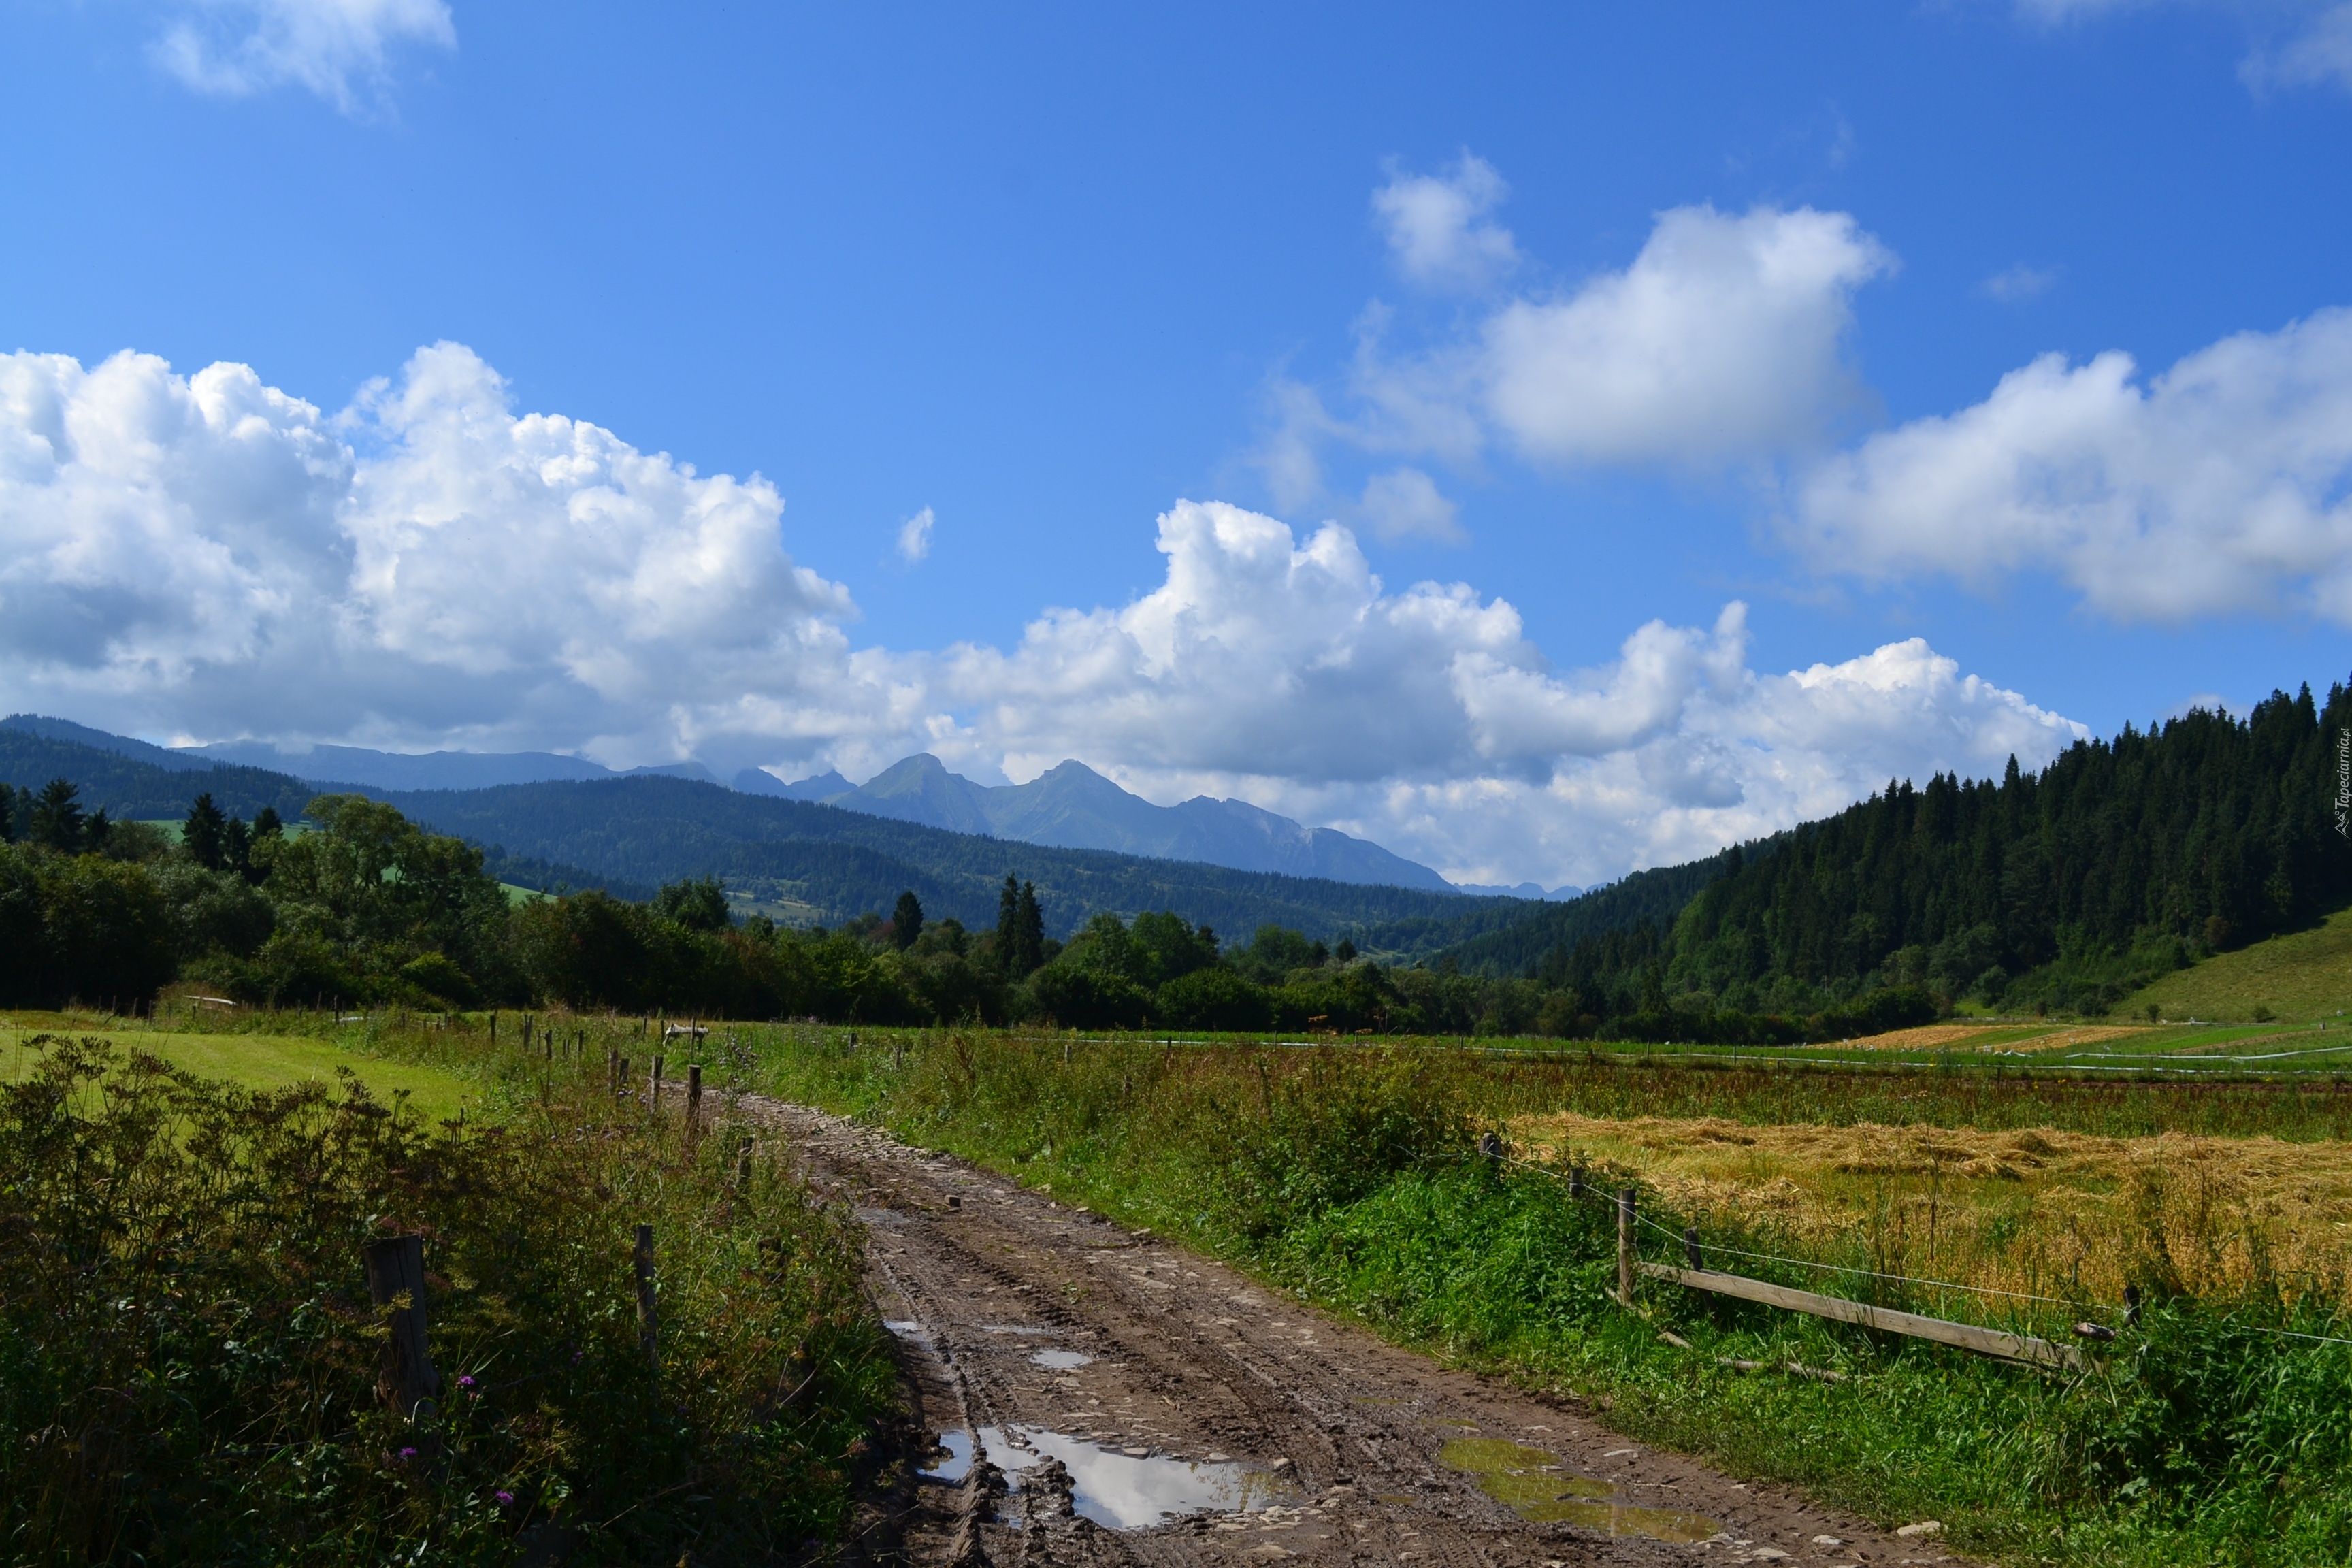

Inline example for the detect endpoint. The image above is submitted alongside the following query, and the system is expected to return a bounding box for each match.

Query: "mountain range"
[0,716,1550,949]
[11,719,1545,896]
[751,753,1467,891]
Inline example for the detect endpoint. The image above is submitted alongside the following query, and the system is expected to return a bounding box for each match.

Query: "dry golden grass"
[1842,1022,2161,1052]
[1513,1110,2352,1308]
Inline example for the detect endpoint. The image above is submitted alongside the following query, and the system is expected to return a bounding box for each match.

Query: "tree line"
[1508,681,2352,1036]
[0,782,1524,1031]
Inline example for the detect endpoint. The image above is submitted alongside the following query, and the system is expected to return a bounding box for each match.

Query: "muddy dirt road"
[766,1100,1968,1568]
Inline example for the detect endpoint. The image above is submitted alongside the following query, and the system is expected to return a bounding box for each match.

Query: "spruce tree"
[1014,880,1045,977]
[996,874,1022,970]
[29,779,83,852]
[891,889,924,951]
[184,792,228,870]
[222,816,252,878]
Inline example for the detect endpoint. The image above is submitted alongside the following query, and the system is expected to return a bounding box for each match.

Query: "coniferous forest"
[1497,680,2352,1038]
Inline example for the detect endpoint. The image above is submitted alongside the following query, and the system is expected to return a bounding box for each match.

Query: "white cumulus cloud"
[0,345,2087,889]
[1478,205,1893,467]
[911,501,2082,886]
[896,506,935,565]
[152,0,454,114]
[1791,306,2352,623]
[1264,176,1896,525]
[1372,154,1522,292]
[0,342,894,768]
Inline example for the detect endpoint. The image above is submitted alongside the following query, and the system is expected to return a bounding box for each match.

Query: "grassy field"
[736,1021,2352,1567]
[0,1015,483,1122]
[2125,904,2352,1024]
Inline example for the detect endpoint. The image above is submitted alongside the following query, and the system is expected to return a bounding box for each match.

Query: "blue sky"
[2,1,2348,886]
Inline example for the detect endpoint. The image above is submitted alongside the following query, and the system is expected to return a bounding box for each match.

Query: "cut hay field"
[0,1013,482,1122]
[1846,1020,2163,1051]
[1515,1109,2352,1307]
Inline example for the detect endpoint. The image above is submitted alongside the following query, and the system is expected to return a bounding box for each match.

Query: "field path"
[755,1097,1970,1568]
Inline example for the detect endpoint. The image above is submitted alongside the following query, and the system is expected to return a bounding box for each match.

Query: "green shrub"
[0,1036,891,1565]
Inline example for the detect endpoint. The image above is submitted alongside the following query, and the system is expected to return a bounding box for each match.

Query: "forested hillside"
[1430,853,1744,977]
[1487,681,2352,1031]
[367,776,1504,940]
[0,728,316,822]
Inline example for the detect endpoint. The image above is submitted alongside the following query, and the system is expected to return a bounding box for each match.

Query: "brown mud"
[757,1098,1974,1568]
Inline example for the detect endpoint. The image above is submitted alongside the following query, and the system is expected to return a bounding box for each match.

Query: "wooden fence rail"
[1635,1260,2086,1371]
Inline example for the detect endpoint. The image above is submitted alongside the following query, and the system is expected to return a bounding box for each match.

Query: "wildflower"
[457,1375,476,1390]
[495,1489,515,1507]
[398,1447,419,1462]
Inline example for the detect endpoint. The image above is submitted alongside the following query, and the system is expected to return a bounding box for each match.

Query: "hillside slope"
[1445,683,2352,1023]
[1430,852,1742,977]
[0,728,317,821]
[2123,904,2352,1024]
[368,776,1507,939]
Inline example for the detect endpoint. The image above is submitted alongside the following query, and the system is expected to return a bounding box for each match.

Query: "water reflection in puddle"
[1030,1348,1094,1369]
[923,1426,1290,1529]
[1438,1438,1721,1545]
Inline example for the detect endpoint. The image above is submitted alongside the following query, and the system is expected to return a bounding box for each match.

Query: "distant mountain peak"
[807,751,1458,892]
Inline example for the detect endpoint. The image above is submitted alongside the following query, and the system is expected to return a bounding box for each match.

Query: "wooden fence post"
[1618,1190,1636,1307]
[619,1056,630,1098]
[362,1235,442,1418]
[634,1224,658,1367]
[685,1064,702,1153]
[736,1135,755,1190]
[651,1054,664,1109]
[1684,1226,1702,1271]
[2124,1284,2142,1328]
[1569,1165,1585,1200]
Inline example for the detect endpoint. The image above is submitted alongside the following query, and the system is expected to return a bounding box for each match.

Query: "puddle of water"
[883,1320,930,1339]
[979,1324,1053,1336]
[1030,1348,1094,1369]
[923,1426,1292,1529]
[1438,1437,1721,1546]
[923,1428,980,1484]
